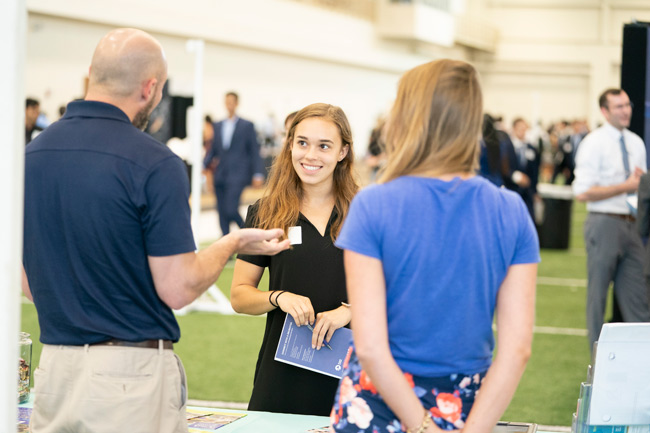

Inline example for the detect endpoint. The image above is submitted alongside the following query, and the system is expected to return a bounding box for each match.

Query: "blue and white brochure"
[274,314,353,379]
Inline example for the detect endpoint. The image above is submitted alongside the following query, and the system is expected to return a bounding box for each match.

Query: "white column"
[0,0,26,429]
[186,39,205,245]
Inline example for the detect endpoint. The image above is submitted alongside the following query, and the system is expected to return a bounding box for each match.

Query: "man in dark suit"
[501,117,539,221]
[205,92,265,236]
[553,119,589,185]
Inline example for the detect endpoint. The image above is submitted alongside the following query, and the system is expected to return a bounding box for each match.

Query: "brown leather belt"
[91,339,173,350]
[591,212,636,223]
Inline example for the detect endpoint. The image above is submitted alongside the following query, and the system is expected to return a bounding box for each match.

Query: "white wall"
[25,14,402,153]
[25,0,441,152]
[479,0,650,128]
[481,71,590,127]
[24,0,650,138]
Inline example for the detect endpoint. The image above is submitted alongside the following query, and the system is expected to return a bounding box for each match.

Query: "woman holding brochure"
[330,59,539,433]
[231,103,358,416]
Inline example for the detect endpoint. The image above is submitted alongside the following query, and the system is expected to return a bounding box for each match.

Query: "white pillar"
[0,0,26,429]
[186,39,205,244]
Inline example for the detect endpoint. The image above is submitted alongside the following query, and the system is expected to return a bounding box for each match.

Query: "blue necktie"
[620,134,630,178]
[620,134,637,215]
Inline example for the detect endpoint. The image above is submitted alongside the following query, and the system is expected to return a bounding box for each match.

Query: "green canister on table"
[18,332,32,403]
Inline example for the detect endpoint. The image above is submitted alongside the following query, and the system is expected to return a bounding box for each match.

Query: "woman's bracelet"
[274,290,287,307]
[341,302,351,308]
[406,409,432,433]
[268,291,278,308]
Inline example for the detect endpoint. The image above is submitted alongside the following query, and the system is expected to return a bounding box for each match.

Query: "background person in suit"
[508,117,540,221]
[25,98,41,145]
[205,92,265,236]
[495,119,530,204]
[553,119,589,185]
[478,114,508,187]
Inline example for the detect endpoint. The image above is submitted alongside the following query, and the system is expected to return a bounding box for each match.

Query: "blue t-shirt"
[335,176,540,376]
[23,101,196,345]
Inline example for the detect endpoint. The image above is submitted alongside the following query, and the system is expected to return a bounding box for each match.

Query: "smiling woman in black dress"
[230,103,358,416]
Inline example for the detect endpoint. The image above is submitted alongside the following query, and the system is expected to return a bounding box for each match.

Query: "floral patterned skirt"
[330,346,486,433]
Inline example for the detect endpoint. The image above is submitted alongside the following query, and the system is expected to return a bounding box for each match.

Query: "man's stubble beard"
[132,96,156,131]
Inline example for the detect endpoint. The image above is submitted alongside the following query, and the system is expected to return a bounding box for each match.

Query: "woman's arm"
[230,259,272,315]
[462,263,537,433]
[344,250,444,433]
[230,259,316,325]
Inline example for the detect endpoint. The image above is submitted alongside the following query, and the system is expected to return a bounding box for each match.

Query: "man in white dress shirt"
[573,88,650,349]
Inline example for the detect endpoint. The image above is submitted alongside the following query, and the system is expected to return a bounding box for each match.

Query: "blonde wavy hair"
[379,59,483,183]
[254,103,358,241]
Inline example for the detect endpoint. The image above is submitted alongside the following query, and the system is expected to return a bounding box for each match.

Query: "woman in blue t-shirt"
[330,60,540,433]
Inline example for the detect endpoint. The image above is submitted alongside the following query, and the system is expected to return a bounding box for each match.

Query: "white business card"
[288,226,302,245]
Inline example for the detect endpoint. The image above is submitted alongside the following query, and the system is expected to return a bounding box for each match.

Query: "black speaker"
[621,22,650,165]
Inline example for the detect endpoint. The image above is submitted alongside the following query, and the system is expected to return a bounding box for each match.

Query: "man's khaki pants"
[30,342,188,433]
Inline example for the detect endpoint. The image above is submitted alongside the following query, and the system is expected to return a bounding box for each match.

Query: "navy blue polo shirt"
[23,101,196,345]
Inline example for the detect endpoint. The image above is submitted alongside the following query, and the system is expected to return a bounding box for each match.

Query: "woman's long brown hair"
[379,59,483,183]
[254,103,358,242]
